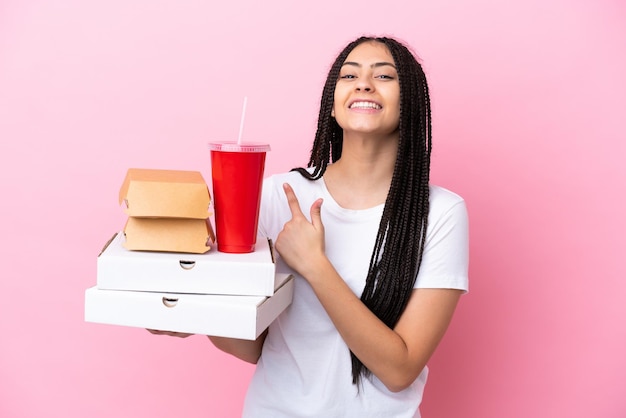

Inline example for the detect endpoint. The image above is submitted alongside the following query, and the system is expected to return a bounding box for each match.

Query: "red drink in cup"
[208,142,270,253]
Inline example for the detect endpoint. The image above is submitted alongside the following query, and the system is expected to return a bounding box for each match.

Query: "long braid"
[292,37,432,387]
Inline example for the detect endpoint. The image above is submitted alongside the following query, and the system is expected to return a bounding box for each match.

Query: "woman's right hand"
[274,183,326,280]
[146,329,193,338]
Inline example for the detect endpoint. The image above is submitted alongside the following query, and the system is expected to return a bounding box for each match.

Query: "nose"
[355,78,374,92]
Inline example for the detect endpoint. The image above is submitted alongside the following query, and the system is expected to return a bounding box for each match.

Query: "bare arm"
[208,330,268,364]
[275,183,463,392]
[302,261,461,392]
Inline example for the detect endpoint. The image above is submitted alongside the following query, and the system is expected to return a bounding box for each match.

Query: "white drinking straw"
[237,96,248,145]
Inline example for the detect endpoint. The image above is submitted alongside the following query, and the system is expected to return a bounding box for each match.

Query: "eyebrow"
[341,61,397,69]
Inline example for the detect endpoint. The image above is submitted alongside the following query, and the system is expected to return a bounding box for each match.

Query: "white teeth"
[350,101,381,109]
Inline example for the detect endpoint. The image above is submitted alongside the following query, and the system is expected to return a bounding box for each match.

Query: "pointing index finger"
[283,183,305,218]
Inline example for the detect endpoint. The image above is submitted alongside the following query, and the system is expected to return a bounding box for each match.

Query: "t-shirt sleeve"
[257,176,276,241]
[414,197,469,292]
[257,174,290,242]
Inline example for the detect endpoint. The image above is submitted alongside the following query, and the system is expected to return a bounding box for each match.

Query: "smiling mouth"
[349,101,382,110]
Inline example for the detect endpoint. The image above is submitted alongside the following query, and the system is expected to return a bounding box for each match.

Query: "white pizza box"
[85,274,293,340]
[97,232,276,296]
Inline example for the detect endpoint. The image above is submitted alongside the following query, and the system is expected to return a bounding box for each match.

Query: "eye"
[339,74,356,79]
[376,74,395,80]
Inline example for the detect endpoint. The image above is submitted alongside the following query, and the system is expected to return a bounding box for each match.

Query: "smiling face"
[332,41,401,140]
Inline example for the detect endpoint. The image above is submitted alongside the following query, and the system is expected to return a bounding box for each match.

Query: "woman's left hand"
[274,183,326,279]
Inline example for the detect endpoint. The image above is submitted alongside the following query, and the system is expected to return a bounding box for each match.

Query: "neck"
[323,131,398,209]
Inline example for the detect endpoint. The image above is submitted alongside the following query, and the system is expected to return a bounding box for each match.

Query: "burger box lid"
[85,273,294,340]
[119,168,211,219]
[98,232,277,296]
[123,217,215,254]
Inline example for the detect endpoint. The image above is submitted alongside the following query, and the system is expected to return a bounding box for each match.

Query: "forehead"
[344,41,394,64]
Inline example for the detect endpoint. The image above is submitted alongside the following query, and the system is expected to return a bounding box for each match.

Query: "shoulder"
[263,170,308,188]
[429,185,466,216]
[427,185,469,238]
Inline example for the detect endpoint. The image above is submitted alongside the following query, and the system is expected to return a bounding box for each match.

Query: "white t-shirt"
[242,170,469,418]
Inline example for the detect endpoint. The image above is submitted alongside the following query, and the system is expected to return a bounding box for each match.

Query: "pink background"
[1,1,625,417]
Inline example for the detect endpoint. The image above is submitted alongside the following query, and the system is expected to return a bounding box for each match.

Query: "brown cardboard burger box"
[119,168,214,254]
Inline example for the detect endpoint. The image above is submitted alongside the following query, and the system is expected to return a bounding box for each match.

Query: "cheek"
[390,92,401,118]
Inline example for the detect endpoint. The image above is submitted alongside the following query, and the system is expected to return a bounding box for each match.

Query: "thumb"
[310,198,324,230]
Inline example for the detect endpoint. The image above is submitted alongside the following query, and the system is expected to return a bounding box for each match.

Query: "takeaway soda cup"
[208,142,270,253]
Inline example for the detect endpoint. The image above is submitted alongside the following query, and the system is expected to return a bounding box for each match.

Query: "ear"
[331,106,335,118]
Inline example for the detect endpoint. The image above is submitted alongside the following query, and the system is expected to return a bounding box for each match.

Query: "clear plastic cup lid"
[208,142,271,152]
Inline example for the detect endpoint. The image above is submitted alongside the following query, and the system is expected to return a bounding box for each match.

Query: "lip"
[348,99,383,110]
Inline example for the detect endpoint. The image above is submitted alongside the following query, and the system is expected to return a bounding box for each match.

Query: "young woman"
[208,36,469,417]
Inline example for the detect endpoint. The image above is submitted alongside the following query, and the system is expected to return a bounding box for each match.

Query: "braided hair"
[292,36,432,386]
